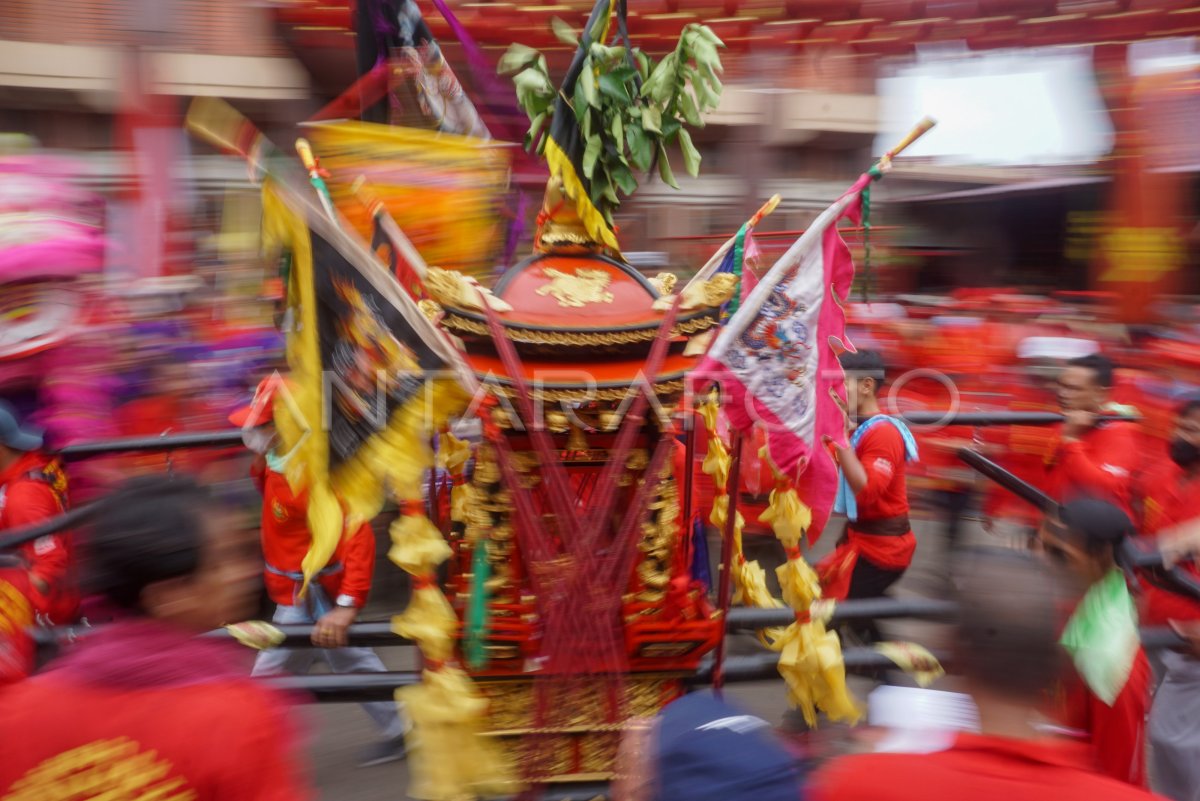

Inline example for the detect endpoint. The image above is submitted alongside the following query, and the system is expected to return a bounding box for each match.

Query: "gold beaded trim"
[486,378,686,403]
[441,313,716,345]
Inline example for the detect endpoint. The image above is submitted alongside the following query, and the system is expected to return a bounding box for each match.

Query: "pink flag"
[692,173,871,541]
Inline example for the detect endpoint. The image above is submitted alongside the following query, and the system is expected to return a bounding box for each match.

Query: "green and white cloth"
[1060,568,1140,706]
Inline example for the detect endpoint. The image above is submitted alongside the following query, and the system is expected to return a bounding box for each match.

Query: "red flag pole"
[712,430,744,696]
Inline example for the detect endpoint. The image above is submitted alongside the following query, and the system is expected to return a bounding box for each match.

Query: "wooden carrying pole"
[874,116,936,171]
[712,431,744,695]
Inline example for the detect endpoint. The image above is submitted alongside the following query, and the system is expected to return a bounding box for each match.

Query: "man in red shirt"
[1135,398,1200,801]
[1134,398,1200,626]
[0,475,311,800]
[810,549,1160,801]
[819,351,919,623]
[1038,499,1150,787]
[1046,355,1139,519]
[231,378,406,767]
[0,400,77,625]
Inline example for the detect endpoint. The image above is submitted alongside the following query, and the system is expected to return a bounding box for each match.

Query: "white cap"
[1017,336,1100,361]
[849,302,908,320]
[867,686,981,754]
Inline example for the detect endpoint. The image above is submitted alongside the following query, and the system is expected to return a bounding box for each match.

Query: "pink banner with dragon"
[692,173,871,540]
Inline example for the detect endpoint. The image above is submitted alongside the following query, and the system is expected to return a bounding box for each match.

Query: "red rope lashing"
[784,545,802,561]
[399,498,425,516]
[412,574,437,592]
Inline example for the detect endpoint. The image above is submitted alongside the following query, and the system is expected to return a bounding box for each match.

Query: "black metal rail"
[209,621,408,649]
[57,430,247,459]
[0,502,100,551]
[726,598,957,631]
[900,411,1135,427]
[44,410,1135,464]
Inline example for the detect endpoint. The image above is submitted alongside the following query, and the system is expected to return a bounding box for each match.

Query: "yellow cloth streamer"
[440,430,474,527]
[399,667,521,801]
[389,512,454,576]
[775,622,863,727]
[758,486,812,551]
[777,557,822,612]
[698,393,861,726]
[733,558,782,610]
[708,495,744,542]
[438,431,472,473]
[392,586,458,663]
[699,397,721,434]
[702,435,730,490]
[225,621,285,651]
[874,642,946,688]
[450,483,475,526]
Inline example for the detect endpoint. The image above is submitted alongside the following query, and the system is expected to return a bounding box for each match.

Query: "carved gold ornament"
[425,267,513,313]
[535,267,614,308]
[652,273,739,312]
[649,272,678,296]
[418,298,443,322]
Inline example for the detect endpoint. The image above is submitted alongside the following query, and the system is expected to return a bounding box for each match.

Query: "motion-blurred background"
[2,0,1199,496]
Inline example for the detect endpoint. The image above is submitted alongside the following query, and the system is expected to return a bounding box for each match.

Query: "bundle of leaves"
[499,19,724,227]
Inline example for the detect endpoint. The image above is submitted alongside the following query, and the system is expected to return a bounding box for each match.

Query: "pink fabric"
[51,618,248,690]
[693,174,869,542]
[0,235,105,282]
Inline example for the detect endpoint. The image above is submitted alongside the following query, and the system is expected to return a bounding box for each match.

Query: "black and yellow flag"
[261,179,470,584]
[543,0,622,253]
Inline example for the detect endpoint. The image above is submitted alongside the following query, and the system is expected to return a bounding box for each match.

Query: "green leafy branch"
[499,21,725,226]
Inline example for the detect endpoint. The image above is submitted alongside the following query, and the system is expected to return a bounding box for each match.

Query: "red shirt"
[0,620,310,800]
[1045,421,1139,520]
[0,451,77,624]
[253,461,375,609]
[1060,648,1152,787]
[1133,457,1200,625]
[811,733,1162,801]
[849,421,915,571]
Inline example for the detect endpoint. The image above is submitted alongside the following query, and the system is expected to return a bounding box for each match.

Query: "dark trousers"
[843,556,905,645]
[934,489,973,553]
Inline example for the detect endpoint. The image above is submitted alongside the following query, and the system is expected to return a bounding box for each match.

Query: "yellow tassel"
[776,557,822,612]
[438,431,472,473]
[775,622,863,727]
[874,642,946,688]
[699,396,721,434]
[225,621,286,651]
[708,496,744,549]
[299,482,343,595]
[389,512,453,575]
[702,435,730,489]
[758,486,811,551]
[399,667,521,801]
[392,585,458,661]
[697,391,862,726]
[450,482,474,525]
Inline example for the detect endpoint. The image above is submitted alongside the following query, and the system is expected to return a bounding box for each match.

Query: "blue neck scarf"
[833,414,919,522]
